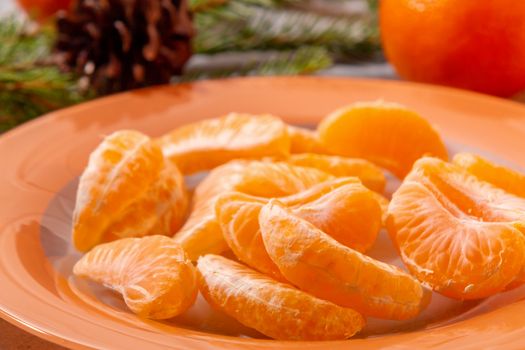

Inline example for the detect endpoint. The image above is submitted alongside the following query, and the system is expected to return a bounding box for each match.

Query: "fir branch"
[367,0,378,11]
[190,0,297,12]
[0,20,88,132]
[194,1,379,60]
[179,46,332,81]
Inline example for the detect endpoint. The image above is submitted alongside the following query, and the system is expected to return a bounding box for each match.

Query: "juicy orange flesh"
[158,113,290,174]
[215,192,283,280]
[215,178,382,280]
[73,236,198,319]
[454,153,525,285]
[287,126,328,154]
[73,101,525,337]
[317,101,448,178]
[415,158,525,228]
[387,157,525,299]
[174,161,334,260]
[102,161,188,242]
[196,254,365,341]
[73,130,165,252]
[259,200,430,320]
[453,153,525,198]
[288,153,386,193]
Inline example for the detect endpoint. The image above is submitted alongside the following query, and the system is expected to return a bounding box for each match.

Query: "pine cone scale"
[55,0,193,95]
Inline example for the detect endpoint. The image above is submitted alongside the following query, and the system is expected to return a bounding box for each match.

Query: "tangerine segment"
[453,153,525,198]
[158,113,290,174]
[174,161,334,260]
[197,254,365,340]
[216,177,381,280]
[288,153,386,192]
[453,153,525,286]
[387,157,525,299]
[317,101,448,178]
[259,200,429,320]
[73,130,164,252]
[103,161,188,242]
[374,193,390,226]
[287,126,328,154]
[73,236,198,319]
[214,192,281,280]
[292,181,382,252]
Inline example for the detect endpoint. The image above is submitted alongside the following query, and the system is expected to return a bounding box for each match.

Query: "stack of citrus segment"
[70,101,525,341]
[387,156,525,299]
[72,130,188,252]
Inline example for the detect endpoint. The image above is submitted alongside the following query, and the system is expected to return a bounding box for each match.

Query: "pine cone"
[55,0,193,95]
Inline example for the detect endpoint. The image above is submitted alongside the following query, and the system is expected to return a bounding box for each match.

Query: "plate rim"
[2,76,525,349]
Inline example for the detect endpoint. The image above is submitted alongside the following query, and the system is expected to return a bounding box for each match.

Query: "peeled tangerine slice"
[215,178,382,280]
[453,152,525,198]
[197,254,365,340]
[259,200,430,320]
[73,130,188,252]
[287,125,328,154]
[317,101,448,178]
[387,157,525,300]
[288,153,386,193]
[173,160,334,260]
[157,113,290,174]
[454,153,525,287]
[74,236,198,319]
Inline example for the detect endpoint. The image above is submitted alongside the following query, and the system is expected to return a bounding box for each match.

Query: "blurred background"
[1,0,392,132]
[2,0,525,133]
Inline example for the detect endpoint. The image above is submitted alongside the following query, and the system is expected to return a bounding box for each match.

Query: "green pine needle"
[190,0,297,12]
[180,46,332,81]
[194,1,379,60]
[0,20,88,132]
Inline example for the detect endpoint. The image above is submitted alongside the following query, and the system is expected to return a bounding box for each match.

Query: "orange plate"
[1,77,525,349]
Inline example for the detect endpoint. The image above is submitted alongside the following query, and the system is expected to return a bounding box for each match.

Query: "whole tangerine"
[17,0,72,21]
[380,0,525,97]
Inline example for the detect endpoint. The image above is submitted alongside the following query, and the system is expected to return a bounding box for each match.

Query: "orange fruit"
[157,113,290,174]
[380,0,525,97]
[287,126,328,154]
[196,254,365,340]
[387,157,525,299]
[173,160,334,260]
[18,0,72,21]
[215,178,382,280]
[453,153,525,198]
[74,235,198,319]
[288,153,386,192]
[73,130,188,252]
[318,101,448,178]
[259,200,430,320]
